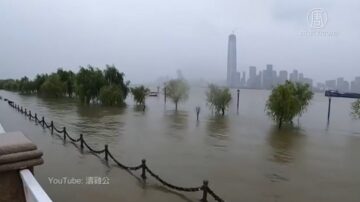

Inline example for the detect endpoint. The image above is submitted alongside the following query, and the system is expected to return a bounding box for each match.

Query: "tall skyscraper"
[226,34,239,87]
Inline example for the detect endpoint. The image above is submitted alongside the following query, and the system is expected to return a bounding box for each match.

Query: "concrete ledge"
[0,150,43,165]
[0,158,44,172]
[0,132,37,155]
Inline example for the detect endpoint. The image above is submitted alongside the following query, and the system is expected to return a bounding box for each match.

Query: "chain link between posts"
[4,99,226,202]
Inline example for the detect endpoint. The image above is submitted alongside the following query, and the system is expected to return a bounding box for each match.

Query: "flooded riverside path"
[1,88,360,202]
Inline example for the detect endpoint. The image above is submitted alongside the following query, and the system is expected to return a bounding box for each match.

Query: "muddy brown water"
[1,88,360,202]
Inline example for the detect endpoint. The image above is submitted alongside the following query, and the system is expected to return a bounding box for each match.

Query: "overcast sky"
[0,0,359,84]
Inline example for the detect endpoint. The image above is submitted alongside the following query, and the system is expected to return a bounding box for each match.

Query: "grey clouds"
[0,0,359,84]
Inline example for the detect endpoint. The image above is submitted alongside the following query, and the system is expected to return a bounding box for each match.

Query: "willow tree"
[76,66,106,104]
[165,79,189,111]
[99,65,130,106]
[57,68,76,98]
[131,85,150,106]
[206,84,232,116]
[266,81,313,129]
[39,74,65,98]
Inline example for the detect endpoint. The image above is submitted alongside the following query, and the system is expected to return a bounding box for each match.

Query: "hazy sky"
[0,0,359,84]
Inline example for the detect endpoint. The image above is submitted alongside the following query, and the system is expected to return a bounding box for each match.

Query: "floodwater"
[1,88,360,202]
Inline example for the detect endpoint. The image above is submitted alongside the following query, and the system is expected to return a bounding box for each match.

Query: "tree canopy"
[131,85,150,106]
[352,99,360,119]
[1,64,129,107]
[266,81,313,129]
[39,74,65,97]
[206,84,232,116]
[165,79,189,111]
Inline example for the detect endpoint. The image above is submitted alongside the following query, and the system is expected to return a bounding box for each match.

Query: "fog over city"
[0,0,359,84]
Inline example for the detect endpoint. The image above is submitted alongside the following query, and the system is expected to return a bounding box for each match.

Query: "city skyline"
[225,32,359,92]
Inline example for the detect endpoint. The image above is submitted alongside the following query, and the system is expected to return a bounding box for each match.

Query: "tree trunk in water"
[175,102,178,111]
[278,119,283,129]
[221,108,225,116]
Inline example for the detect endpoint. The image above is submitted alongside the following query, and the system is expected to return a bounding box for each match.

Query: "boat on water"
[149,92,159,97]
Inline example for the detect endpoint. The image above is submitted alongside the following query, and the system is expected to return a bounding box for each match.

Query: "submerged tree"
[33,74,48,93]
[351,99,360,119]
[131,85,150,106]
[57,68,75,97]
[99,85,124,106]
[266,81,313,129]
[165,79,189,111]
[39,74,65,97]
[99,65,130,106]
[206,84,232,116]
[76,66,106,104]
[19,76,34,94]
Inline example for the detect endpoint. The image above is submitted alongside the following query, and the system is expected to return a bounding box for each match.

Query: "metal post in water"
[63,127,66,140]
[236,89,240,114]
[80,134,84,149]
[141,159,147,180]
[327,97,332,125]
[50,121,54,134]
[196,106,201,121]
[201,180,209,202]
[104,145,108,161]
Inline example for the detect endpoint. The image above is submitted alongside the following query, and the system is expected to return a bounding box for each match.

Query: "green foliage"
[99,85,124,106]
[351,99,360,119]
[33,74,48,93]
[104,65,130,98]
[57,68,75,97]
[39,74,65,97]
[0,79,19,91]
[131,85,150,105]
[2,64,130,107]
[76,66,106,104]
[266,81,313,129]
[165,79,189,110]
[19,76,34,94]
[206,84,232,116]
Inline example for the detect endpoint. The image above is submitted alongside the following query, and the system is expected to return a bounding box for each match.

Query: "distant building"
[247,66,262,88]
[336,77,349,92]
[278,70,288,85]
[316,82,326,92]
[240,71,246,87]
[298,73,304,83]
[226,34,240,88]
[325,80,336,90]
[351,77,360,93]
[289,70,299,82]
[303,78,313,88]
[262,64,274,89]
